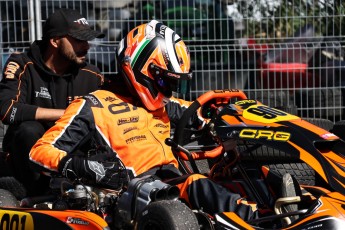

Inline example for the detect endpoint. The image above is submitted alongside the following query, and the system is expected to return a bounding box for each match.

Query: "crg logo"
[239,129,290,141]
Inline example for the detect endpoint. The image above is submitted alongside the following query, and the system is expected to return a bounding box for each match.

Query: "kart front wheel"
[137,200,200,230]
[0,189,19,207]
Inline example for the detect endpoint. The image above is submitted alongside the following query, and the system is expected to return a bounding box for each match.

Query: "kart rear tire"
[137,200,199,230]
[303,118,334,131]
[0,189,19,207]
[266,163,315,186]
[239,118,332,186]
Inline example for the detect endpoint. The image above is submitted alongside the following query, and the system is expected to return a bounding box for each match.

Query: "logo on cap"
[74,18,89,25]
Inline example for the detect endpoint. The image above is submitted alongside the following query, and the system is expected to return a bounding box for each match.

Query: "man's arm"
[166,97,205,129]
[31,97,127,190]
[30,98,94,172]
[0,54,38,124]
[0,56,64,124]
[35,107,65,121]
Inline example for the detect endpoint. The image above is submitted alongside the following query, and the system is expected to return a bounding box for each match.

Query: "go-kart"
[0,89,345,230]
[170,89,345,229]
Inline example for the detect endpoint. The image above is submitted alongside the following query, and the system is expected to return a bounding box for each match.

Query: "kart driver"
[0,8,105,196]
[29,20,260,220]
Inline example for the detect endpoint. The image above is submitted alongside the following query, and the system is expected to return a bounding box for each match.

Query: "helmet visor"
[149,64,192,97]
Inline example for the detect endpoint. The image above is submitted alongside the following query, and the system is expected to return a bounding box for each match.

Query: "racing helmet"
[116,20,192,111]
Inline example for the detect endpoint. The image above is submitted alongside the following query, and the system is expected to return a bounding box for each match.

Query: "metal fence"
[1,0,345,123]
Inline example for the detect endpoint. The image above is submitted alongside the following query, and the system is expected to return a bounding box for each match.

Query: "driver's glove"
[58,153,128,190]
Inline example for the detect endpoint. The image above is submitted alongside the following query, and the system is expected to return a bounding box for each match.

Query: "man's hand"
[58,154,128,190]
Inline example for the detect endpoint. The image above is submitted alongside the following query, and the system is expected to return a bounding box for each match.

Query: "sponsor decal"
[84,95,99,105]
[104,96,117,102]
[84,95,102,107]
[118,116,139,125]
[162,48,170,66]
[321,133,337,139]
[158,130,170,134]
[123,126,138,134]
[126,135,147,144]
[34,87,51,99]
[9,107,17,123]
[4,61,19,79]
[214,89,239,93]
[159,25,167,36]
[66,216,90,225]
[167,72,180,79]
[235,99,257,105]
[239,129,291,141]
[154,123,169,128]
[304,224,323,229]
[74,18,89,25]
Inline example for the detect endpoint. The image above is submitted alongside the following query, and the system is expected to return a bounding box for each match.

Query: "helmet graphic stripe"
[164,27,182,73]
[131,39,151,67]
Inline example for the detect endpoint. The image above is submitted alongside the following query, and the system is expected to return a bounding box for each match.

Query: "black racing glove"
[58,153,128,190]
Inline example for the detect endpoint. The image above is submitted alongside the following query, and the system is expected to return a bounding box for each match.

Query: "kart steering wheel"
[170,90,248,166]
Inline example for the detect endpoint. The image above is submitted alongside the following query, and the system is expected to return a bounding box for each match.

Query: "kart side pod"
[117,175,179,224]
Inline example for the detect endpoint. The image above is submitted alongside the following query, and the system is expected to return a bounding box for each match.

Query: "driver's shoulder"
[91,90,124,103]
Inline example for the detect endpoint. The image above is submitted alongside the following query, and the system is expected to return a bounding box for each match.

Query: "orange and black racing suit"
[29,89,257,220]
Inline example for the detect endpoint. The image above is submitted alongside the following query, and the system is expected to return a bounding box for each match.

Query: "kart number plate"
[243,105,299,123]
[0,210,34,230]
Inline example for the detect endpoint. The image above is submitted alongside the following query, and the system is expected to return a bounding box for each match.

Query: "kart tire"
[0,189,19,207]
[239,118,332,186]
[0,176,27,199]
[137,200,199,230]
[266,163,315,186]
[302,118,334,131]
[331,120,345,140]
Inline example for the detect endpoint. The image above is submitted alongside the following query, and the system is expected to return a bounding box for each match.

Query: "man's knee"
[14,121,46,139]
[4,121,46,153]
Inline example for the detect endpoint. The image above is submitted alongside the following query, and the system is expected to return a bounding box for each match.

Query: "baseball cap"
[42,8,105,41]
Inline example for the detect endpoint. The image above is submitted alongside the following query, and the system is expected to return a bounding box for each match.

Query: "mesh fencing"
[1,0,344,123]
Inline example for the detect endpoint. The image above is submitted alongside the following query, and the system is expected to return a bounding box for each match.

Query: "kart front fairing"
[212,99,345,196]
[0,206,109,230]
